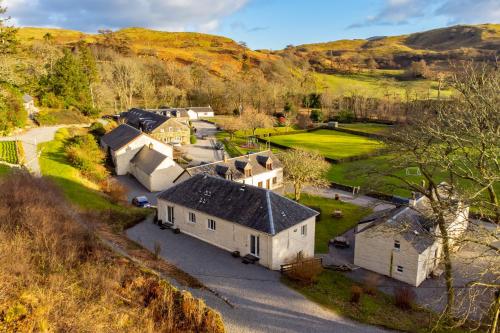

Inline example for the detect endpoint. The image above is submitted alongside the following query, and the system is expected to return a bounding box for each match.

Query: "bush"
[89,122,106,137]
[285,258,323,285]
[102,179,127,203]
[0,84,26,134]
[81,105,101,117]
[362,273,380,296]
[190,135,197,144]
[394,286,416,310]
[65,134,108,182]
[336,109,355,123]
[310,109,323,122]
[350,285,363,303]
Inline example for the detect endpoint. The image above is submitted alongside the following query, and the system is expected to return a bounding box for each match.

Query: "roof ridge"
[185,150,273,170]
[266,191,276,234]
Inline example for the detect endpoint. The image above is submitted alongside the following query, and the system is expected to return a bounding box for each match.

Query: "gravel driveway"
[127,219,389,333]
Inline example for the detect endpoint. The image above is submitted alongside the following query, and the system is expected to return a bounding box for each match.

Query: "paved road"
[182,121,224,165]
[0,124,89,176]
[127,218,389,333]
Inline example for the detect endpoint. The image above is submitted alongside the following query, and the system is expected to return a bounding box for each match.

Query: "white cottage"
[174,151,283,190]
[186,106,214,120]
[354,195,469,286]
[157,174,318,270]
[100,124,182,191]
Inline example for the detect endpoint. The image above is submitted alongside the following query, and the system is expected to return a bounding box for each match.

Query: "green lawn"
[0,141,19,164]
[338,123,392,135]
[316,71,453,99]
[215,131,283,157]
[0,164,12,176]
[295,194,371,253]
[285,271,468,333]
[39,128,148,230]
[268,129,384,160]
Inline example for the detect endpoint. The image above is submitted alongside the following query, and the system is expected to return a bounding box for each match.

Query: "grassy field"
[35,108,89,126]
[316,72,453,99]
[215,131,283,157]
[285,271,467,333]
[338,123,392,135]
[0,164,12,176]
[0,141,19,164]
[296,194,371,253]
[268,129,384,160]
[39,128,148,230]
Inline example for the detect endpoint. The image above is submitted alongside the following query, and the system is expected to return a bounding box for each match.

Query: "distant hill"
[17,27,278,75]
[281,24,500,71]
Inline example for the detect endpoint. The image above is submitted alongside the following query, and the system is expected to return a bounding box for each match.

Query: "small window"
[244,169,252,177]
[397,265,404,273]
[394,240,400,250]
[169,127,173,132]
[266,162,273,170]
[208,219,216,231]
[272,177,277,184]
[258,181,263,188]
[301,224,307,236]
[188,212,196,223]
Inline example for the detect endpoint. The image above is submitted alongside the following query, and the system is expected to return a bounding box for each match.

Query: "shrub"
[81,105,101,117]
[394,286,416,310]
[89,122,106,138]
[102,179,127,203]
[362,273,381,296]
[65,134,108,182]
[190,135,197,144]
[285,258,323,285]
[336,109,355,123]
[310,109,323,122]
[350,285,363,303]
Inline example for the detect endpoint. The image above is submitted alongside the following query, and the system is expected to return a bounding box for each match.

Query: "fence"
[280,257,323,274]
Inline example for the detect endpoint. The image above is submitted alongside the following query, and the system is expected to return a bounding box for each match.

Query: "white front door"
[250,235,260,257]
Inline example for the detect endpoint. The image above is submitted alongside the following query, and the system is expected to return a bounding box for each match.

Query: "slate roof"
[357,205,438,253]
[130,146,169,174]
[159,174,318,235]
[125,108,169,132]
[101,124,142,151]
[147,108,190,119]
[177,150,282,182]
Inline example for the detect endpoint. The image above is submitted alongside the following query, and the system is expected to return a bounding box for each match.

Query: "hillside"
[284,24,500,71]
[17,27,278,75]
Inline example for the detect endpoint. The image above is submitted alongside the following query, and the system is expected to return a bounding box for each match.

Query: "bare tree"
[110,57,141,110]
[218,117,243,140]
[281,149,329,201]
[240,108,274,137]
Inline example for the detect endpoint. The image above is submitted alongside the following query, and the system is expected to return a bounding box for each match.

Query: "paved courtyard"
[127,218,389,333]
[182,120,224,165]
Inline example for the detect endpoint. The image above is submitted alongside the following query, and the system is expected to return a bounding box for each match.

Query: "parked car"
[329,236,350,248]
[132,196,151,208]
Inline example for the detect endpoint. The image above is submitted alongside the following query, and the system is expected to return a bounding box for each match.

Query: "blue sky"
[5,0,500,49]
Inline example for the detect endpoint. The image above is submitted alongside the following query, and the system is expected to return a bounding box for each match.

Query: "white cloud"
[4,0,249,32]
[349,0,499,28]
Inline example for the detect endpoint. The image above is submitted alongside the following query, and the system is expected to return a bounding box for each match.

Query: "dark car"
[132,196,151,208]
[329,236,350,248]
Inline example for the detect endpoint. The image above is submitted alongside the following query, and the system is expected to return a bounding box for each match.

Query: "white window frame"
[188,212,196,224]
[396,265,404,273]
[208,219,216,231]
[394,240,401,251]
[167,205,174,223]
[301,224,307,237]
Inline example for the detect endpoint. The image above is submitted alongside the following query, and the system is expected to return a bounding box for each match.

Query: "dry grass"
[0,173,224,332]
[285,258,323,285]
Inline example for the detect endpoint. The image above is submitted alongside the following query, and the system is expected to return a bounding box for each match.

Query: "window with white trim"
[301,224,307,236]
[396,265,404,273]
[188,212,196,223]
[208,219,216,231]
[394,240,400,250]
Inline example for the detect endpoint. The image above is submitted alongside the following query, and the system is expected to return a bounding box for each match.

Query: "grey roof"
[147,108,190,119]
[125,108,169,132]
[177,151,282,182]
[131,146,169,174]
[159,174,318,235]
[357,206,438,253]
[101,124,142,151]
[23,94,33,103]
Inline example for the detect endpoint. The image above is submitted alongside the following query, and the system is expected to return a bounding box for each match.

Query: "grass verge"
[284,270,468,333]
[294,193,371,253]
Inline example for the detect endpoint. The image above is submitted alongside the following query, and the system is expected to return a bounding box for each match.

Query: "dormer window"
[244,169,252,177]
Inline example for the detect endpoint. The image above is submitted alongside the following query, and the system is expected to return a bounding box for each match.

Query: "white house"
[100,124,182,191]
[23,94,38,117]
[157,174,318,270]
[354,194,469,287]
[186,106,214,120]
[174,150,283,190]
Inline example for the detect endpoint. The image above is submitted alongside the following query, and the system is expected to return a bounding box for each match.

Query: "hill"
[283,24,500,71]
